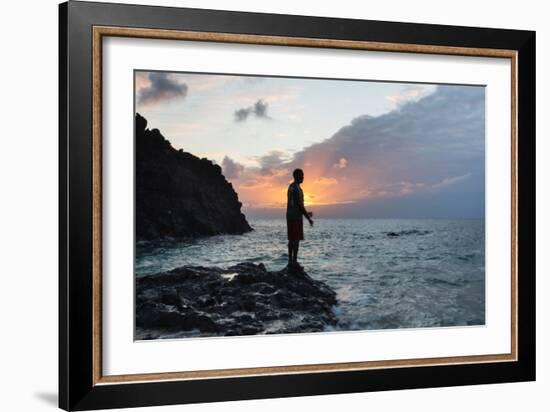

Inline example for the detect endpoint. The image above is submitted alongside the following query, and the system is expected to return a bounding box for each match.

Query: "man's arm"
[298,192,314,225]
[300,203,310,219]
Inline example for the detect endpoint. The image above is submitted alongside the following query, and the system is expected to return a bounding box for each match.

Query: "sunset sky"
[135,71,485,219]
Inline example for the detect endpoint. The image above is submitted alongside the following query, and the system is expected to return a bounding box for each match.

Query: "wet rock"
[136,263,338,339]
[386,229,431,237]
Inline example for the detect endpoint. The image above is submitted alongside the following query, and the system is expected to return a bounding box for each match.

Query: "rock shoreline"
[136,262,338,340]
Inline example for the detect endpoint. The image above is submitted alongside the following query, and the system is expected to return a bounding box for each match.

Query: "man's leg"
[293,241,300,265]
[288,241,294,266]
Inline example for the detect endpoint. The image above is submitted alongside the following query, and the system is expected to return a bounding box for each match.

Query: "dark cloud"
[253,99,269,118]
[234,108,252,122]
[257,150,288,176]
[296,85,483,185]
[242,85,486,218]
[137,72,188,106]
[222,156,245,179]
[234,99,271,122]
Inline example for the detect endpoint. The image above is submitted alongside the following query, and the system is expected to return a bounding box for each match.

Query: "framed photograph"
[59,1,536,410]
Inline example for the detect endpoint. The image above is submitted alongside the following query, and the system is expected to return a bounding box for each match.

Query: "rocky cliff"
[136,113,252,240]
[136,263,338,339]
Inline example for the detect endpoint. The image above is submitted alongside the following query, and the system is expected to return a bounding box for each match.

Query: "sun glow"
[233,159,370,210]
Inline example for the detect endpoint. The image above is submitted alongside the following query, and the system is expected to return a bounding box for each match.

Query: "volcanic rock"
[136,113,252,240]
[135,263,338,339]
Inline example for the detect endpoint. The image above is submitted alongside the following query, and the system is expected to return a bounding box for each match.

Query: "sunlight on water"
[136,219,485,330]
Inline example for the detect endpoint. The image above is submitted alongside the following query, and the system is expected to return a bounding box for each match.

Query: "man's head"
[293,168,304,183]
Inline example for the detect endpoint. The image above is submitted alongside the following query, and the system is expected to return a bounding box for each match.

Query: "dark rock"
[135,113,252,240]
[385,229,431,237]
[135,263,338,339]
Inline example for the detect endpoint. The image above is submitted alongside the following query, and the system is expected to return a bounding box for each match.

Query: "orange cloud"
[135,72,151,91]
[314,177,338,185]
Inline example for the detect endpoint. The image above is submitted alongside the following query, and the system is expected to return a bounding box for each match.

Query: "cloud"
[315,177,338,185]
[431,173,472,189]
[256,150,289,176]
[137,72,188,107]
[385,84,435,105]
[234,99,271,122]
[294,85,483,190]
[222,156,245,179]
[253,99,269,118]
[333,158,348,169]
[135,72,151,90]
[232,85,485,217]
[234,108,251,122]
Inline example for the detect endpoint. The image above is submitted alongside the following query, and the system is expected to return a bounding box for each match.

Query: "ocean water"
[136,219,485,331]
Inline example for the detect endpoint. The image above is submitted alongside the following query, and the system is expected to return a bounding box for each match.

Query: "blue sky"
[135,71,485,218]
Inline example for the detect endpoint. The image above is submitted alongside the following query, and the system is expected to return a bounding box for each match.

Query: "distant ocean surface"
[136,219,485,331]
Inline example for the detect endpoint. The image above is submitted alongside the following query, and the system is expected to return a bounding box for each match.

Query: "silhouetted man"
[286,168,314,268]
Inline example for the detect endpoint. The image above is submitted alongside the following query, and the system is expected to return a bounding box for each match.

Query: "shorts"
[287,219,304,241]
